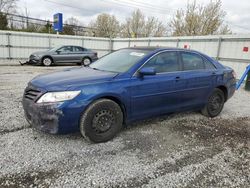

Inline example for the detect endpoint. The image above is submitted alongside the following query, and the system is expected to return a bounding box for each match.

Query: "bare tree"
[121,9,167,38]
[63,17,80,35]
[154,21,167,37]
[88,13,120,38]
[0,0,17,13]
[169,0,231,36]
[0,0,18,30]
[121,9,145,38]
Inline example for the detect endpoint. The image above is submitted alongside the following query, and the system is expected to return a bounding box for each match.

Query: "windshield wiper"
[89,66,120,73]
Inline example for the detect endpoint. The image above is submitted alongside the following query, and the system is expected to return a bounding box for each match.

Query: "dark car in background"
[22,47,236,143]
[28,45,98,66]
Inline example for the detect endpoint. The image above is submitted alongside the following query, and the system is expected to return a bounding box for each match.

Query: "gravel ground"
[0,65,249,188]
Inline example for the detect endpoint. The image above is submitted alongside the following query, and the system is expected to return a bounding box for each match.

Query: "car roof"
[124,46,198,53]
[61,45,83,48]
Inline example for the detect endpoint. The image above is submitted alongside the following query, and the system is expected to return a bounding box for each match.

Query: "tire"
[81,57,91,66]
[80,99,123,143]
[42,57,53,66]
[201,88,225,118]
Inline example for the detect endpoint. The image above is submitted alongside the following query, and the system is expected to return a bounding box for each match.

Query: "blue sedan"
[22,47,236,143]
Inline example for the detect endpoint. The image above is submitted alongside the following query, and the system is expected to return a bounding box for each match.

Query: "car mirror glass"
[138,67,156,77]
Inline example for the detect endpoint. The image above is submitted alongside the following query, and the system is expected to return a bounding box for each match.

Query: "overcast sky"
[16,0,250,34]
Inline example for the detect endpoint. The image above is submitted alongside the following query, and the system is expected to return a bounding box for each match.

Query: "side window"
[204,58,216,69]
[74,47,84,52]
[181,52,205,70]
[143,52,179,73]
[59,46,73,52]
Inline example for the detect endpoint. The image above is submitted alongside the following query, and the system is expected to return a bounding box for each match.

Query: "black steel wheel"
[80,99,123,143]
[201,88,225,117]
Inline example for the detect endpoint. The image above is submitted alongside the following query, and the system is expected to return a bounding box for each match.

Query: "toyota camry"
[22,47,236,143]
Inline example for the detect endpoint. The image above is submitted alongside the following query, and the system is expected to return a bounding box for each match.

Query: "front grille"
[24,85,42,101]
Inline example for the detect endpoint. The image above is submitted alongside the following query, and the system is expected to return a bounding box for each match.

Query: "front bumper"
[22,86,87,134]
[28,55,41,64]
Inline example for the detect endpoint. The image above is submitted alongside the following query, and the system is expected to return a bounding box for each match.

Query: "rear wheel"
[81,57,91,66]
[80,99,123,143]
[201,88,225,117]
[42,57,53,66]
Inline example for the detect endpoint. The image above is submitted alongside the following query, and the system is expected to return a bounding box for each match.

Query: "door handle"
[175,76,180,81]
[212,72,216,75]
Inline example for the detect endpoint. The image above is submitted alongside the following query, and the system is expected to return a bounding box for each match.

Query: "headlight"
[33,54,40,58]
[36,91,81,103]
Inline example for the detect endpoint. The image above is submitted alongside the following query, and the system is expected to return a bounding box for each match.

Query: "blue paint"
[53,13,63,32]
[22,47,236,134]
[236,65,250,90]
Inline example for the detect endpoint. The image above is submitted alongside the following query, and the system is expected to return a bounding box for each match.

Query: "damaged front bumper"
[22,85,85,134]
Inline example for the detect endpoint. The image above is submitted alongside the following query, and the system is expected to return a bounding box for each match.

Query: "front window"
[143,51,180,73]
[89,49,149,73]
[57,46,73,53]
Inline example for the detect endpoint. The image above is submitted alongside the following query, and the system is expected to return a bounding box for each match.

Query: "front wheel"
[201,88,225,118]
[42,57,53,66]
[80,99,123,143]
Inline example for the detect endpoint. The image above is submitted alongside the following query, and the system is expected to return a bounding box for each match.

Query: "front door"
[53,46,74,63]
[129,51,187,120]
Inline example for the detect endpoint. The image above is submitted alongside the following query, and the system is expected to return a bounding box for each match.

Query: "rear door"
[179,52,217,108]
[130,51,187,119]
[72,46,86,63]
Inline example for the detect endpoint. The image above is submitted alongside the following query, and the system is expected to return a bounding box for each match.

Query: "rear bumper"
[227,79,236,100]
[92,56,98,62]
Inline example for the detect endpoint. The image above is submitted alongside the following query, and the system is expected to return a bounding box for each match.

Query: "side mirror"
[56,50,61,54]
[138,67,156,77]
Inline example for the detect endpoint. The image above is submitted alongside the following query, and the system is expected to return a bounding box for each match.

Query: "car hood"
[31,50,51,56]
[30,67,118,91]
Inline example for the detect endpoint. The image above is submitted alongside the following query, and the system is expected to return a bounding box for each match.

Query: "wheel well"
[216,85,228,101]
[99,96,127,124]
[83,56,91,61]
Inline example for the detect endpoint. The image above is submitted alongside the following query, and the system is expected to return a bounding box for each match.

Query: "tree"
[0,12,7,29]
[169,0,231,36]
[62,17,80,35]
[121,9,167,38]
[144,17,167,37]
[0,0,18,30]
[88,13,120,38]
[121,9,145,38]
[0,0,17,13]
[40,20,53,33]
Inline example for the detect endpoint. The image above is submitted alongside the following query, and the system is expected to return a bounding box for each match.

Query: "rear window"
[181,52,205,70]
[204,58,216,69]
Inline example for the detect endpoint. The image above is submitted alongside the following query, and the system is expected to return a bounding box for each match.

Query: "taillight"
[232,70,237,79]
[94,52,98,56]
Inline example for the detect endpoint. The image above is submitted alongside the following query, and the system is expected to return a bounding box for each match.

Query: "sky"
[16,0,250,34]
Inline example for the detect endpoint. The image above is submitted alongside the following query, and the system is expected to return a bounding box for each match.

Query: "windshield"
[48,46,61,52]
[89,49,149,73]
